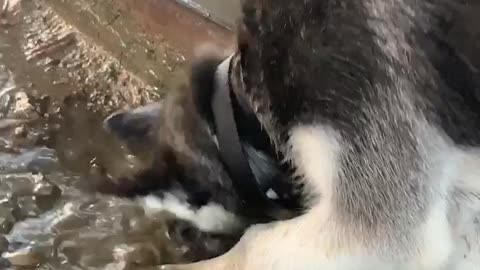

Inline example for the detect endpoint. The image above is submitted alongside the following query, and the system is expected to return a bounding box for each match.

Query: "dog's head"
[96,48,302,260]
[101,88,246,231]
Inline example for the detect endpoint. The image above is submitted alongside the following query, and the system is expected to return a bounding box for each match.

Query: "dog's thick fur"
[157,0,480,269]
[99,0,480,269]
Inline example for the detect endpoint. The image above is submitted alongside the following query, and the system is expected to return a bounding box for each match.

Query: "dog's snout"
[103,102,163,141]
[104,112,126,132]
[104,112,153,141]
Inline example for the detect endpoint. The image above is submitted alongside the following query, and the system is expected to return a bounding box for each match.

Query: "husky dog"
[101,0,480,269]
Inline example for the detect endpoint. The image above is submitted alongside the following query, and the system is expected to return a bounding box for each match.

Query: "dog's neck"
[191,55,301,218]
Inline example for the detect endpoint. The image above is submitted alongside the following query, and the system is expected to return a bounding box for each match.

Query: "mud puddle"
[0,0,205,269]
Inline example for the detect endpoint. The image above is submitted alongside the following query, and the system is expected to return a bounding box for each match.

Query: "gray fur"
[237,0,480,251]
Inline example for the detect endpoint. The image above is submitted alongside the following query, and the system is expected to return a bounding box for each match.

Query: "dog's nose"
[104,111,152,141]
[103,102,163,141]
[105,113,150,139]
[104,112,126,133]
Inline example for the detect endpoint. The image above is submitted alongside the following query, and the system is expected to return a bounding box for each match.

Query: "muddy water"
[0,0,212,269]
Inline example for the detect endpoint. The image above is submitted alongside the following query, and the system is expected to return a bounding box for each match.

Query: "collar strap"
[212,54,293,220]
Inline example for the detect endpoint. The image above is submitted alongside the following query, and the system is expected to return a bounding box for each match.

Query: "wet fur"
[161,0,480,269]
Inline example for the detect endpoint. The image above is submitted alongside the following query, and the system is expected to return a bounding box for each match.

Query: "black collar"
[211,55,296,220]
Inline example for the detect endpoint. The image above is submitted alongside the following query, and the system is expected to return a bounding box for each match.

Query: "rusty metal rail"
[117,0,238,59]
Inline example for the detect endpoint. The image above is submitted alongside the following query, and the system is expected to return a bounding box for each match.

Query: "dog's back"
[231,0,480,268]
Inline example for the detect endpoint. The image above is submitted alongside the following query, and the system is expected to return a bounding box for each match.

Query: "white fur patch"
[140,194,242,234]
[288,125,340,208]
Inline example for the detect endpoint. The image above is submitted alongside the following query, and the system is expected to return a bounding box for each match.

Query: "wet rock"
[113,243,161,267]
[51,214,90,232]
[0,174,60,208]
[0,257,12,269]
[26,147,59,173]
[0,173,35,197]
[0,218,13,235]
[33,182,62,199]
[0,147,59,174]
[3,246,44,267]
[13,125,26,137]
[0,94,11,117]
[33,181,62,212]
[0,199,20,222]
[17,196,43,218]
[11,92,36,119]
[0,234,9,253]
[53,227,116,267]
[6,241,27,253]
[32,174,51,194]
[32,172,51,185]
[0,118,27,130]
[0,206,15,234]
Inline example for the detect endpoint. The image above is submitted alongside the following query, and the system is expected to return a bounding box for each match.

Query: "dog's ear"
[237,20,254,54]
[103,102,163,142]
[239,0,264,39]
[241,0,265,13]
[190,53,224,126]
[237,0,264,75]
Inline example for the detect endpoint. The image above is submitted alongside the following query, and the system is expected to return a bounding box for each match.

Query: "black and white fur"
[154,0,480,269]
